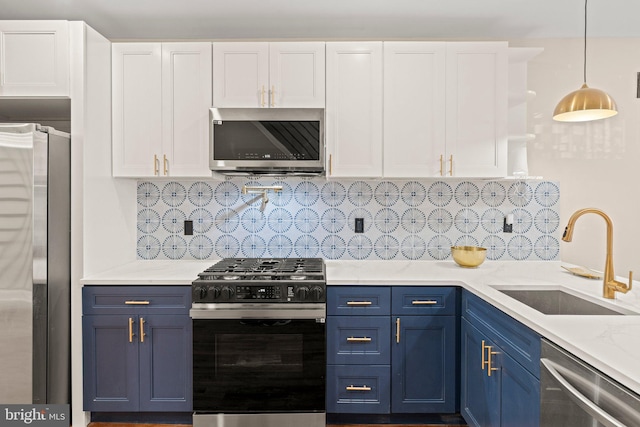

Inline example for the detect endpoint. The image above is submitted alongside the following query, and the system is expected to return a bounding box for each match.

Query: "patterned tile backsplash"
[136,178,561,261]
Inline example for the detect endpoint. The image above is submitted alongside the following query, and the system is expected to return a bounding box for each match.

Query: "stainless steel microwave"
[209,108,325,176]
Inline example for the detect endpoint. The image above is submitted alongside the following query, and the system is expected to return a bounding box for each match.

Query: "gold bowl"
[451,246,487,268]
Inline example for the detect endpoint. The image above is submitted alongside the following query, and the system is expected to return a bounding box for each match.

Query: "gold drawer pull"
[347,337,372,343]
[412,300,437,305]
[346,385,371,392]
[346,301,372,306]
[125,300,150,305]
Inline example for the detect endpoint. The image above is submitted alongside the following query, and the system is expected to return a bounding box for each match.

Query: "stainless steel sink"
[494,288,638,315]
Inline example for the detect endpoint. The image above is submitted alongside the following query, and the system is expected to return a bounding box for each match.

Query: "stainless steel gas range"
[190,258,326,427]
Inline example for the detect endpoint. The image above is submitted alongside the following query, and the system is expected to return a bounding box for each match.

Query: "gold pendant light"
[553,0,617,122]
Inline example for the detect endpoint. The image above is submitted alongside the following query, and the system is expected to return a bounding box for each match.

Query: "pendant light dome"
[553,0,617,122]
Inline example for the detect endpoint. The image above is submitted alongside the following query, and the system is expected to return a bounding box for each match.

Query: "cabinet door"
[392,315,457,413]
[327,316,391,365]
[326,42,383,178]
[269,42,325,108]
[161,43,212,177]
[460,319,500,427]
[138,314,193,411]
[0,21,69,97]
[82,315,139,411]
[445,42,508,177]
[112,43,162,177]
[213,42,269,107]
[326,365,391,414]
[383,42,446,178]
[501,352,540,427]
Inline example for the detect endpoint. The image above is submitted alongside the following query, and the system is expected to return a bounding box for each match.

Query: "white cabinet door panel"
[112,43,162,177]
[446,42,508,177]
[269,42,325,108]
[0,21,69,97]
[326,42,383,178]
[213,42,268,107]
[161,43,212,177]
[383,42,446,177]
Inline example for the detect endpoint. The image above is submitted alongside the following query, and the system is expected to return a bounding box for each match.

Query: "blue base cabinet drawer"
[392,287,458,316]
[327,316,391,365]
[327,365,391,414]
[327,286,391,316]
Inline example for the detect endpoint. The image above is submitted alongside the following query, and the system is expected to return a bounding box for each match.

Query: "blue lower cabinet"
[327,316,391,365]
[326,365,391,414]
[461,315,540,427]
[391,315,457,413]
[82,286,192,412]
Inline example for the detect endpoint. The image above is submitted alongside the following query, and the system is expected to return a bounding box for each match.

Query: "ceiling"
[0,0,638,41]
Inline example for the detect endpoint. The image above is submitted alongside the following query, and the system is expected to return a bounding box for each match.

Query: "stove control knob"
[193,286,207,301]
[207,285,221,301]
[220,286,235,300]
[295,286,310,301]
[310,286,324,302]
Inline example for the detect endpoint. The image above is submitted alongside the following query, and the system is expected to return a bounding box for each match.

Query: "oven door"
[193,317,325,413]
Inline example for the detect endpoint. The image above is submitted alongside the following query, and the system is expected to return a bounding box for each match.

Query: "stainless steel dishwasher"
[540,339,640,427]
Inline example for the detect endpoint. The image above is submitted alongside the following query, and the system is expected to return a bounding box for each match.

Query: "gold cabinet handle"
[439,154,444,176]
[483,341,499,377]
[128,317,135,343]
[346,337,372,343]
[412,300,437,305]
[271,85,275,107]
[396,318,400,343]
[261,85,265,107]
[346,385,371,392]
[140,317,146,343]
[329,154,333,176]
[153,155,159,176]
[125,300,150,305]
[163,154,168,176]
[449,154,453,176]
[346,301,372,306]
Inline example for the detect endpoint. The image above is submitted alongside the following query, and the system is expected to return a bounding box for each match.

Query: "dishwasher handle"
[540,358,626,427]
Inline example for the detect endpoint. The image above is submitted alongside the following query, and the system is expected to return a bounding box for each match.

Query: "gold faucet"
[562,208,633,299]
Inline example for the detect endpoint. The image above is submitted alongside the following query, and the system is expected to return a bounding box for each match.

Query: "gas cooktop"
[192,258,326,303]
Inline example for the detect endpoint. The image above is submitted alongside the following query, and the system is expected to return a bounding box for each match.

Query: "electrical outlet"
[355,218,364,233]
[184,220,193,235]
[503,217,513,233]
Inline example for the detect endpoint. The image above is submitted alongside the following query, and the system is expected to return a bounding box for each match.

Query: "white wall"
[510,38,640,278]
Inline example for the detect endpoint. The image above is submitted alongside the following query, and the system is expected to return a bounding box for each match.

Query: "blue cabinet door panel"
[391,287,458,316]
[83,315,139,411]
[326,365,390,414]
[462,291,541,378]
[327,316,391,365]
[83,286,191,315]
[327,286,391,316]
[391,316,457,413]
[501,351,540,427]
[460,319,500,427]
[138,314,193,411]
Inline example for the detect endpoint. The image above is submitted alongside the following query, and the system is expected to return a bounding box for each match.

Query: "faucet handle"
[628,271,633,292]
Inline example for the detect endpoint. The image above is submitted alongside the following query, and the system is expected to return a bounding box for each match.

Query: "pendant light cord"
[583,0,588,84]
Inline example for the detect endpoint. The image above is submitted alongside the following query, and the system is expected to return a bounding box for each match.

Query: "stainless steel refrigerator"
[0,123,70,404]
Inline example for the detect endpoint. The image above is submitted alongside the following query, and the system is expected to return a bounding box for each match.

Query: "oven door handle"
[540,358,626,427]
[190,303,326,320]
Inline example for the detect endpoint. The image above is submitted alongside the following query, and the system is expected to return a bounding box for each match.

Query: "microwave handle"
[540,358,626,427]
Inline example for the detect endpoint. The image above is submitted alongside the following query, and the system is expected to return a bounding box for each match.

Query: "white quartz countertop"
[81,259,640,395]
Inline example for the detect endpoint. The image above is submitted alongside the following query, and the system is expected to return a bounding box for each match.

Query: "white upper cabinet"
[213,42,325,108]
[383,42,446,178]
[112,42,212,177]
[0,21,69,97]
[445,42,508,177]
[326,42,383,178]
[161,43,212,177]
[384,41,508,178]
